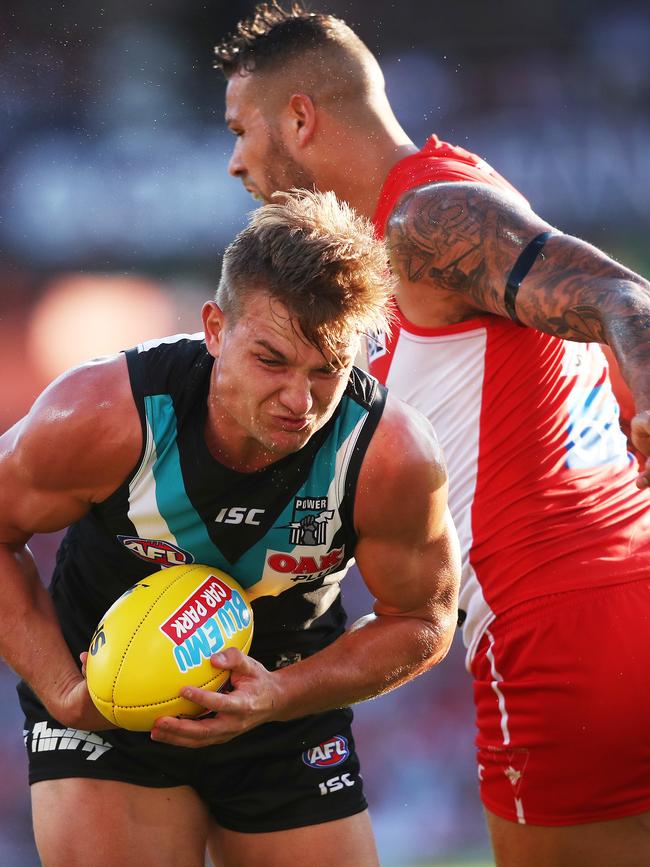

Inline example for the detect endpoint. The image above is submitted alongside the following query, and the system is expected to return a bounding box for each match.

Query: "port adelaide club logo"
[264,496,345,584]
[285,496,335,546]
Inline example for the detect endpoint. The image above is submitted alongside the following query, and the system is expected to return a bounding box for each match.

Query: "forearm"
[0,544,83,718]
[271,608,456,721]
[600,290,650,412]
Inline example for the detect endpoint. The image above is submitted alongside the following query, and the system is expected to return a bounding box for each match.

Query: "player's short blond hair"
[217,189,394,357]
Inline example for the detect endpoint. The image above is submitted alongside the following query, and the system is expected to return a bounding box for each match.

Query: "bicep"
[387,181,650,343]
[353,401,461,619]
[354,504,460,619]
[386,180,552,317]
[0,423,91,542]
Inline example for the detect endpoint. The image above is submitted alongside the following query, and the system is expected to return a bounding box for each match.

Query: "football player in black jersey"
[0,190,460,867]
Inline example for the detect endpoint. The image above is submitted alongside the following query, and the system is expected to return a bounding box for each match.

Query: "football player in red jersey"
[216,5,650,866]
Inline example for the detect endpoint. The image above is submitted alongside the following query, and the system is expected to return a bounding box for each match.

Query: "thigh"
[486,807,650,867]
[209,810,378,867]
[197,709,368,834]
[473,580,650,826]
[32,778,212,867]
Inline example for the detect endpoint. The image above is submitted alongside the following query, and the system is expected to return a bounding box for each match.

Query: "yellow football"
[85,564,254,731]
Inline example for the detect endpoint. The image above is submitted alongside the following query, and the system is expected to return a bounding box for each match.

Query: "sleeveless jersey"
[50,334,386,668]
[370,136,650,665]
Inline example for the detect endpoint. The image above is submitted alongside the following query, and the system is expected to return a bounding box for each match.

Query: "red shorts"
[472,578,650,826]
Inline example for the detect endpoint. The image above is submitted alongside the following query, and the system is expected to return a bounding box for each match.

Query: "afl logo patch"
[302,735,350,769]
[118,536,194,567]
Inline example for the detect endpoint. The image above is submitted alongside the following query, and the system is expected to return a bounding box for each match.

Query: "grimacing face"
[225,73,315,203]
[202,292,358,470]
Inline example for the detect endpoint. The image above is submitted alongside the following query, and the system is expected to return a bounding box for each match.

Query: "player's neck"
[327,127,417,220]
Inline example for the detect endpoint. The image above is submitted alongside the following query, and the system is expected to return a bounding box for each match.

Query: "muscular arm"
[275,395,459,715]
[0,355,141,726]
[387,181,650,458]
[151,396,461,745]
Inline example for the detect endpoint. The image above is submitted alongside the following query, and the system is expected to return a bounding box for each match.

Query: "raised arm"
[151,395,461,747]
[387,180,650,468]
[0,354,141,727]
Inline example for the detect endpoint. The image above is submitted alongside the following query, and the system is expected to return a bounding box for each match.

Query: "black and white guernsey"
[51,334,387,669]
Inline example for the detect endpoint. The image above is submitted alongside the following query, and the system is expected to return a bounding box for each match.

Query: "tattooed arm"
[386,180,650,480]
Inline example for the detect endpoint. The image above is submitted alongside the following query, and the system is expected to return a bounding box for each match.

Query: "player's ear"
[202,301,226,358]
[287,93,316,146]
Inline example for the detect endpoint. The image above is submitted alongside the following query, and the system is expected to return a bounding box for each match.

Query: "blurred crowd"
[1,0,649,864]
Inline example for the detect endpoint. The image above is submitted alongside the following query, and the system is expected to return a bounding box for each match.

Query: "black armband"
[504,231,554,324]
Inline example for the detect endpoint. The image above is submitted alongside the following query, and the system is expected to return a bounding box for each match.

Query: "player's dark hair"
[214,2,347,78]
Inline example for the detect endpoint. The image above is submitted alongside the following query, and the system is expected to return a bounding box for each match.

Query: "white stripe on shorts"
[485,629,527,824]
[485,628,511,746]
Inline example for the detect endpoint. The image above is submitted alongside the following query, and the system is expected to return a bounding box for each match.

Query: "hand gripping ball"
[85,564,254,731]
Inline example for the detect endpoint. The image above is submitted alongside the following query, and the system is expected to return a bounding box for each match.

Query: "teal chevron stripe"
[231,396,368,582]
[145,395,228,568]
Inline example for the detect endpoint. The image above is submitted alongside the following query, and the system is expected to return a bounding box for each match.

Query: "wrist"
[268,663,304,723]
[44,667,86,724]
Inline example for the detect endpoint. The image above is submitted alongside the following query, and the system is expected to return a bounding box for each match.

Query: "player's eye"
[316,365,344,377]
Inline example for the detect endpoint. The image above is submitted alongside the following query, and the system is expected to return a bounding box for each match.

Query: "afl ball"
[85,564,254,731]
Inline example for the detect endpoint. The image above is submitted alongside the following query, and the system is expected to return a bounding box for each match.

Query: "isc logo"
[302,735,349,768]
[214,507,265,526]
[318,774,355,796]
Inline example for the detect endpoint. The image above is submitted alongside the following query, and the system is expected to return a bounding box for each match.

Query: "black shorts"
[18,682,367,833]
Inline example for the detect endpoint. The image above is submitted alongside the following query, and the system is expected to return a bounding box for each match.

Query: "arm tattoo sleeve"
[386,180,650,406]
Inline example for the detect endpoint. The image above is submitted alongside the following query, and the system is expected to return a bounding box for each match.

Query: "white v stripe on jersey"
[127,410,179,545]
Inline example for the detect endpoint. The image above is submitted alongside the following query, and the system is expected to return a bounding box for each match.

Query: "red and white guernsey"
[371,136,650,665]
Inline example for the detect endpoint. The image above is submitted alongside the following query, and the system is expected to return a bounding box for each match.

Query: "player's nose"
[228,145,245,177]
[279,375,313,417]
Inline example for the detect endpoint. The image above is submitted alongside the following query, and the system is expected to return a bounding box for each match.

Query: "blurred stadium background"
[1,0,649,864]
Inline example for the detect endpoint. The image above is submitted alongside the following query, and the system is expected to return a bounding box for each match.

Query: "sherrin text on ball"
[85,564,254,731]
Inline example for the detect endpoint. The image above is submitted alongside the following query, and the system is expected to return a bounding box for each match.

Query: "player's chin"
[247,187,269,204]
[266,427,313,454]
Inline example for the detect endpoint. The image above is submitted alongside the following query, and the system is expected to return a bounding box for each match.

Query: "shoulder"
[369,393,446,483]
[354,394,447,538]
[387,180,534,240]
[3,353,141,502]
[385,180,554,316]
